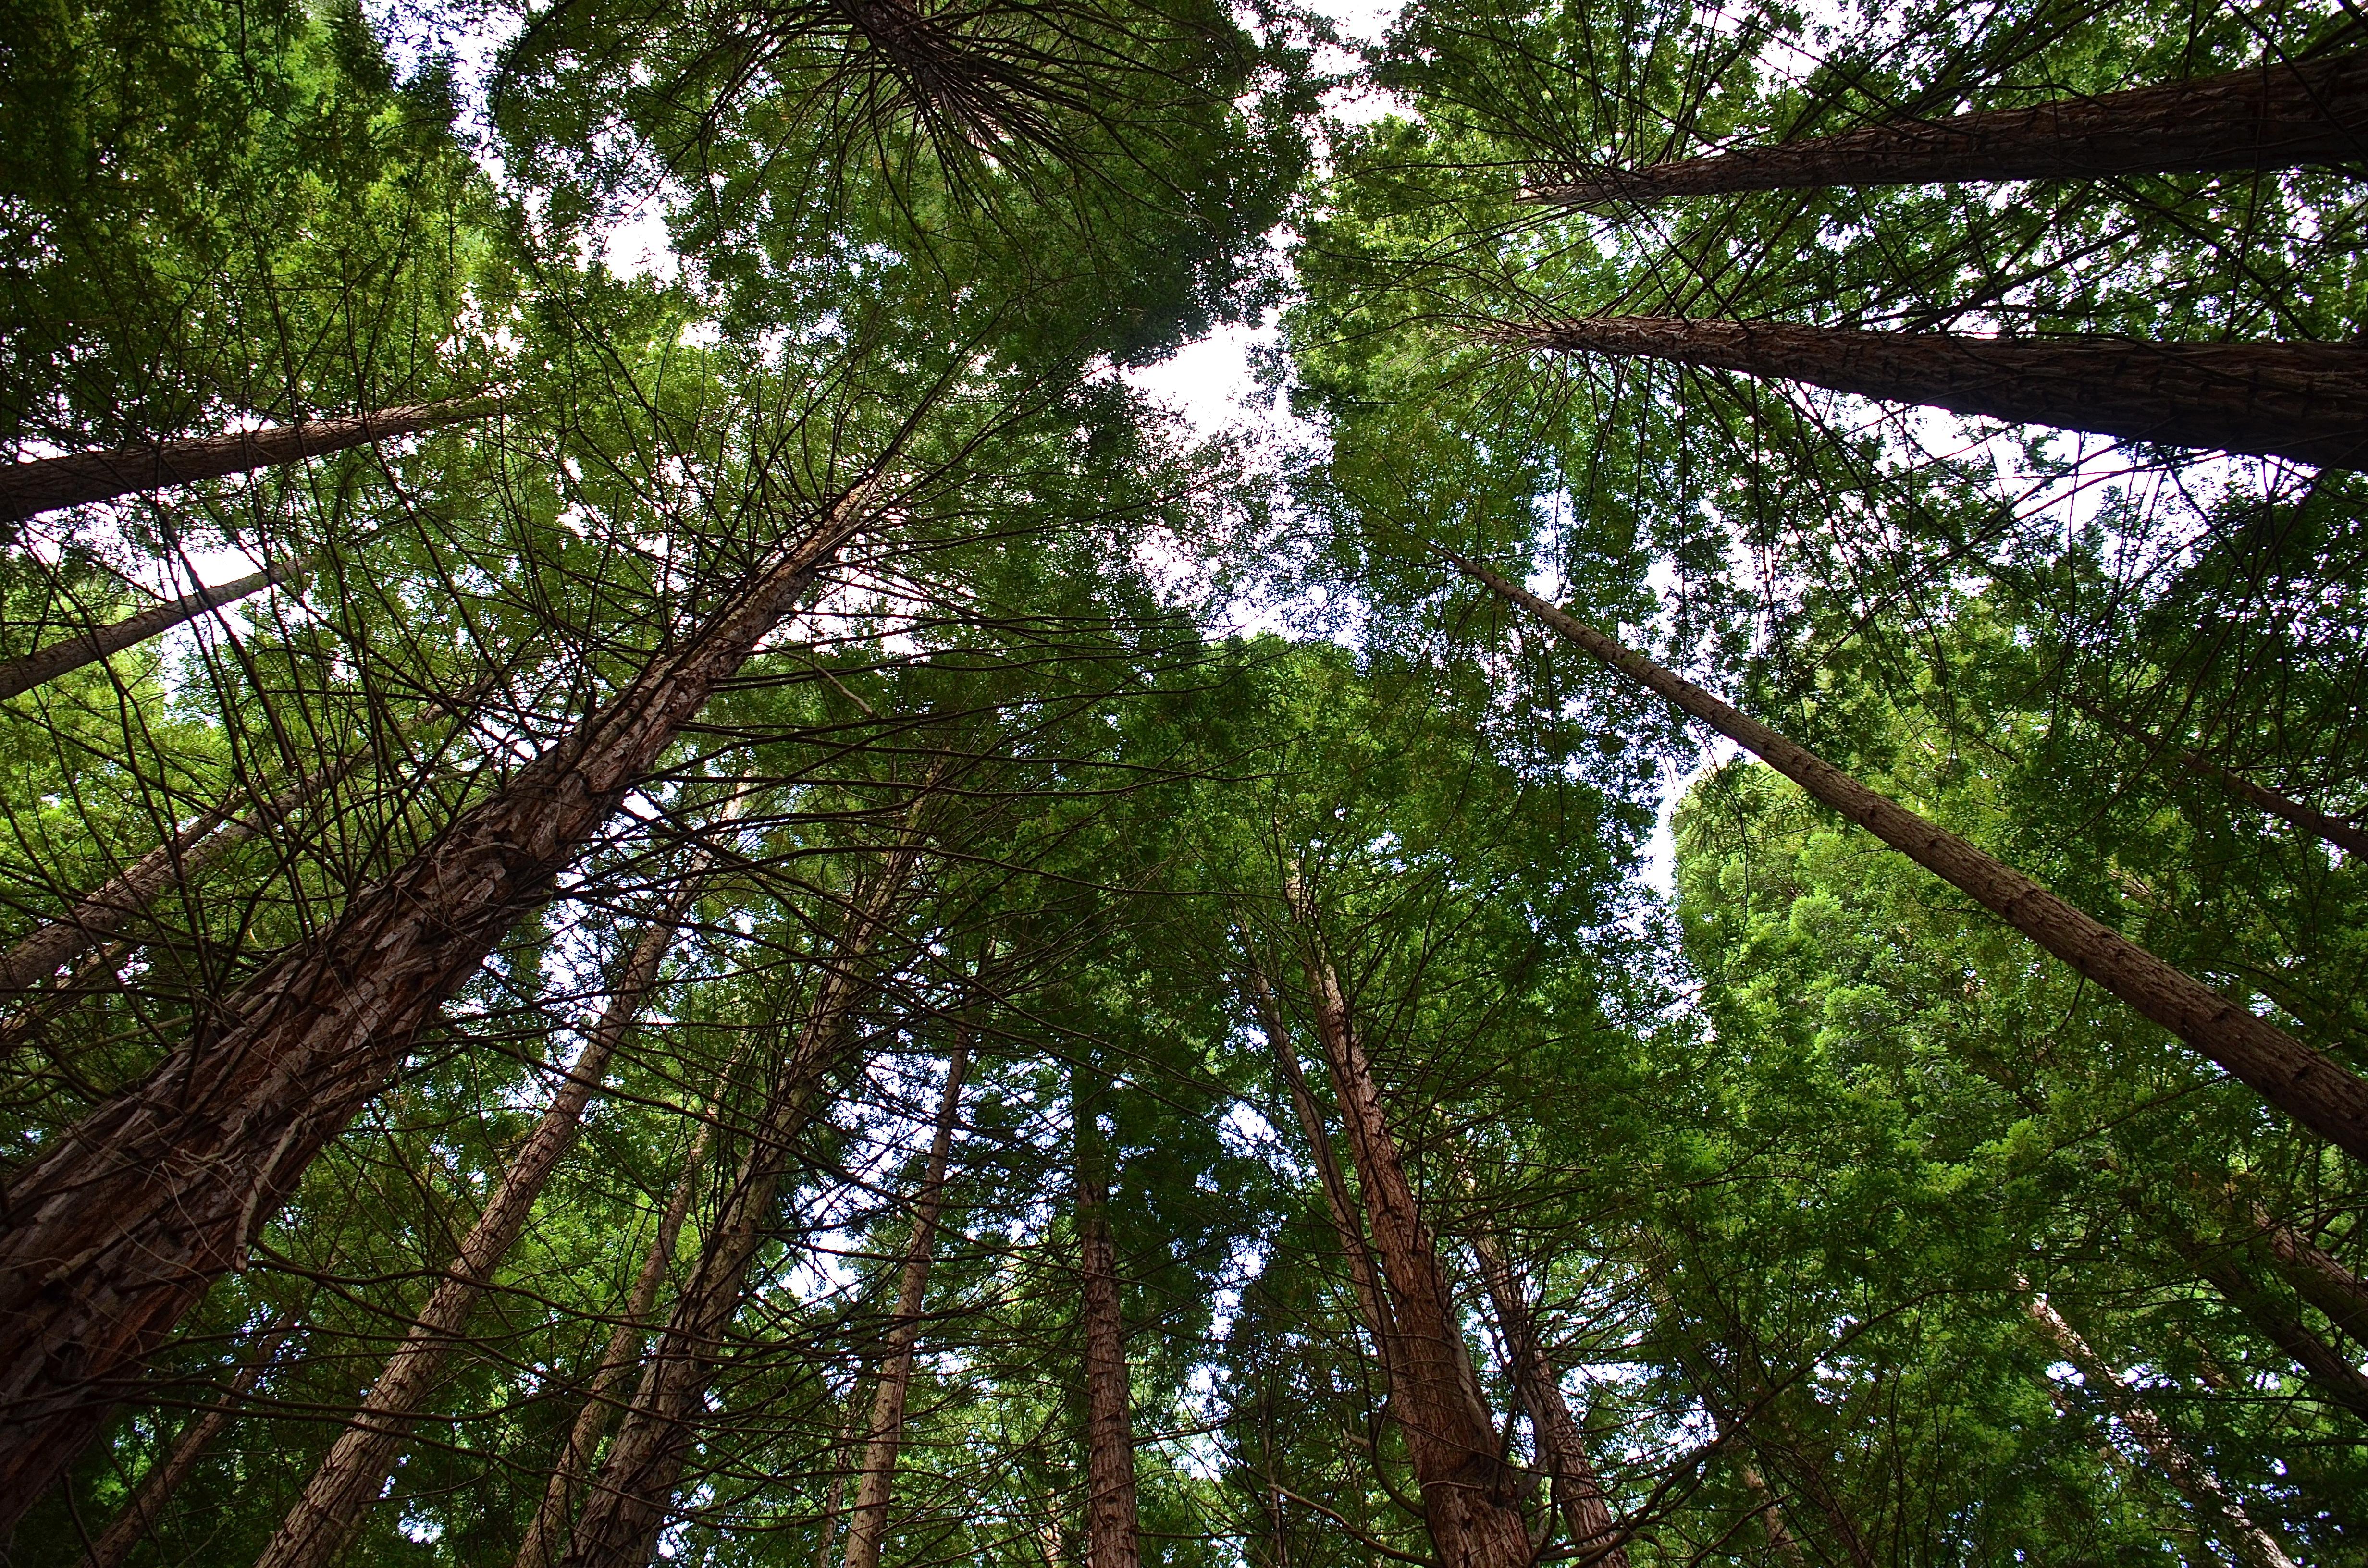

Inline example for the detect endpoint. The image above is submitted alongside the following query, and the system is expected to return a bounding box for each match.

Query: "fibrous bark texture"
[0,482,876,1521]
[559,849,917,1568]
[1488,317,2368,469]
[1289,909,1532,1568]
[843,1044,970,1568]
[1525,50,2368,203]
[2022,1287,2298,1568]
[1078,1095,1144,1568]
[0,556,300,703]
[0,397,500,519]
[1461,559,2368,1163]
[254,873,704,1568]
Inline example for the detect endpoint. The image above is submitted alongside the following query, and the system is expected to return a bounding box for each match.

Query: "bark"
[1077,1068,1143,1568]
[1287,895,1533,1568]
[1485,317,2368,469]
[0,397,501,520]
[1525,50,2368,204]
[0,479,879,1523]
[512,1052,740,1568]
[2074,698,2368,860]
[2022,1286,2298,1568]
[84,1300,305,1568]
[1245,959,1391,1346]
[1733,1459,1807,1568]
[2179,1242,2368,1421]
[559,848,919,1568]
[842,1044,970,1568]
[2238,1197,2368,1348]
[0,556,304,702]
[255,875,704,1568]
[1465,1227,1628,1566]
[1460,558,2368,1163]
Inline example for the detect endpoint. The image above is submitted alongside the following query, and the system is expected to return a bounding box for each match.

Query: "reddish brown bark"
[1287,901,1532,1568]
[1526,50,2368,204]
[1487,317,2368,469]
[2022,1286,2297,1568]
[254,876,703,1568]
[2074,699,2368,860]
[0,482,878,1522]
[84,1300,305,1568]
[2178,1241,2368,1421]
[1460,558,2368,1162]
[2239,1199,2368,1348]
[0,557,303,702]
[559,850,918,1568]
[1076,1078,1144,1568]
[512,1054,741,1568]
[0,398,501,520]
[842,1044,970,1568]
[1466,1228,1627,1566]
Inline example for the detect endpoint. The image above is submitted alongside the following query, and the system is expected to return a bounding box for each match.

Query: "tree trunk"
[2021,1286,2297,1568]
[2236,1196,2368,1348]
[1483,318,2368,469]
[1246,959,1391,1346]
[842,1044,970,1568]
[0,556,305,702]
[512,1051,743,1568]
[559,847,918,1568]
[83,1299,305,1568]
[2178,1241,2368,1421]
[1286,894,1533,1568]
[0,479,879,1523]
[1459,558,2368,1163]
[0,397,502,520]
[1525,50,2368,204]
[1077,1065,1143,1568]
[1465,1226,1628,1566]
[255,872,705,1568]
[2072,698,2368,860]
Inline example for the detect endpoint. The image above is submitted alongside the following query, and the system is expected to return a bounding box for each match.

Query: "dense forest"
[0,0,2364,1560]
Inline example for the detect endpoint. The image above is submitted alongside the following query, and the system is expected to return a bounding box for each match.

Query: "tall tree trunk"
[1459,558,2368,1162]
[2234,1195,2368,1348]
[1287,894,1533,1568]
[1246,959,1390,1346]
[0,555,305,702]
[1076,1065,1143,1568]
[2021,1286,2297,1568]
[2072,698,2368,860]
[83,1299,306,1568]
[0,397,502,520]
[255,870,707,1568]
[1525,50,2368,204]
[0,478,880,1523]
[1483,318,2368,469]
[842,1043,970,1568]
[2176,1240,2368,1421]
[1464,1225,1628,1565]
[559,846,919,1568]
[512,1050,742,1568]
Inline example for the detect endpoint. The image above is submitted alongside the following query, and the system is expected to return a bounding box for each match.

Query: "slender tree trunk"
[0,479,880,1522]
[0,556,308,702]
[559,847,919,1568]
[0,397,502,520]
[842,1044,970,1568]
[2072,698,2368,860]
[2237,1197,2368,1347]
[2177,1241,2368,1420]
[1076,1064,1143,1568]
[512,1061,733,1568]
[1483,318,2368,469]
[1465,1226,1628,1565]
[255,872,706,1568]
[1734,1458,1807,1568]
[1459,558,2368,1162]
[83,1299,306,1568]
[2021,1286,2297,1568]
[1525,50,2368,204]
[1287,894,1533,1568]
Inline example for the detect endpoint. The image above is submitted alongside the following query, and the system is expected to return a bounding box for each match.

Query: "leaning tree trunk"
[2175,1240,2368,1421]
[559,847,919,1568]
[2230,1193,2368,1348]
[1525,49,2368,204]
[1484,317,2368,469]
[1458,558,2368,1163]
[0,478,880,1521]
[1076,1066,1144,1568]
[842,1043,970,1568]
[1286,894,1533,1568]
[2072,698,2368,860]
[2021,1285,2298,1568]
[0,554,306,702]
[84,1298,307,1568]
[1465,1224,1628,1565]
[255,870,708,1568]
[0,397,501,520]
